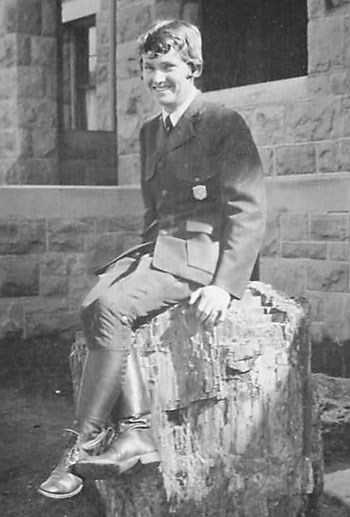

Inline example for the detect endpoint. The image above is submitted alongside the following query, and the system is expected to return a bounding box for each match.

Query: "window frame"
[65,14,97,130]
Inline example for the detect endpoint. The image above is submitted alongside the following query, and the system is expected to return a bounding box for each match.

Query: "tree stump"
[70,281,323,517]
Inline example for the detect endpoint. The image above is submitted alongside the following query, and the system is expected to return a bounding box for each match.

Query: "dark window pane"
[201,0,307,91]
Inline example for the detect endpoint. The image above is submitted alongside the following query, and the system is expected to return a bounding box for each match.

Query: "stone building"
[0,0,349,374]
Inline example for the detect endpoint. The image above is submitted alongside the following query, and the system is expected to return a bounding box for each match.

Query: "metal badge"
[192,184,207,200]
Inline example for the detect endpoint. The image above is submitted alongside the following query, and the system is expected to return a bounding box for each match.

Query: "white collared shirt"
[162,89,200,128]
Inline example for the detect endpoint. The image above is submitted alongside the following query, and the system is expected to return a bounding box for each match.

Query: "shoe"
[74,418,160,479]
[38,427,113,499]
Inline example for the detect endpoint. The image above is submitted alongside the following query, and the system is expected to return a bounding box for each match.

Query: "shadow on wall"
[312,340,350,378]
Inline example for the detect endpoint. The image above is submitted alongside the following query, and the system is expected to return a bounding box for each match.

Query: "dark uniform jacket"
[100,94,266,300]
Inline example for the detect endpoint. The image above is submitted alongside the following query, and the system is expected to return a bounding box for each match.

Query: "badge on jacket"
[192,184,207,200]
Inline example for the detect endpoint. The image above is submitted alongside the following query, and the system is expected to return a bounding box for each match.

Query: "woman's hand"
[188,285,231,327]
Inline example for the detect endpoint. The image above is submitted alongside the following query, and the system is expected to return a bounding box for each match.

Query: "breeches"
[80,254,198,352]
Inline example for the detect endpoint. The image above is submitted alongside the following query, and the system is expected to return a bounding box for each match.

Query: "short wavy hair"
[138,19,203,77]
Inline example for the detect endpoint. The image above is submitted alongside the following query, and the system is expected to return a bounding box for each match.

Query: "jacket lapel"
[164,94,206,155]
[143,114,165,181]
[143,94,207,181]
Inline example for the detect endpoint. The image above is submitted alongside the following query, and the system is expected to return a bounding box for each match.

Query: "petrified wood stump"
[70,281,323,517]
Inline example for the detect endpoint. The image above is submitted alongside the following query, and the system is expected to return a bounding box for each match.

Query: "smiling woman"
[38,18,266,501]
[142,49,198,113]
[139,20,203,114]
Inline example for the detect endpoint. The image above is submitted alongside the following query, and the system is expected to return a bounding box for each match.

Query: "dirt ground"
[1,336,350,517]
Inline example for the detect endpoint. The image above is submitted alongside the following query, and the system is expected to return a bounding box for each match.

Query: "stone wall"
[0,186,142,339]
[266,175,350,375]
[0,0,59,184]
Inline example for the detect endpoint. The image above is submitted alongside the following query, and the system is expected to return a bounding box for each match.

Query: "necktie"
[164,115,173,133]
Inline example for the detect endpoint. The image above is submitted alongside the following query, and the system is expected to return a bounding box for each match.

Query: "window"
[64,15,97,130]
[201,0,308,91]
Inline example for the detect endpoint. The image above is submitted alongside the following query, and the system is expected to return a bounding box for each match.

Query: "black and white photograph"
[0,1,350,516]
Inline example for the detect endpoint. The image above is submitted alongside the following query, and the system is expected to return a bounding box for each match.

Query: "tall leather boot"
[38,348,127,499]
[74,344,160,479]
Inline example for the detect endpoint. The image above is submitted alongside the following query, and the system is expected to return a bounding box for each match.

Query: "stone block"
[0,100,17,128]
[0,33,16,67]
[48,219,90,252]
[24,297,78,337]
[42,68,57,99]
[94,214,142,233]
[17,98,57,128]
[155,0,182,20]
[96,86,112,131]
[307,74,330,96]
[17,66,44,98]
[0,298,24,339]
[117,41,140,79]
[260,257,306,297]
[285,98,343,143]
[17,0,42,35]
[96,19,111,47]
[0,1,18,33]
[117,153,141,185]
[329,70,350,95]
[307,261,349,292]
[275,144,316,175]
[17,129,33,158]
[66,253,90,308]
[340,138,350,171]
[261,213,281,257]
[39,273,68,297]
[258,147,273,176]
[117,3,154,44]
[308,0,326,19]
[182,1,201,24]
[4,158,58,184]
[86,231,126,274]
[317,140,342,172]
[0,159,16,184]
[0,68,17,100]
[306,291,324,322]
[0,218,45,255]
[117,78,158,120]
[96,62,109,84]
[310,213,348,241]
[323,292,347,323]
[281,213,309,241]
[16,34,31,65]
[41,0,57,37]
[345,104,350,138]
[32,128,56,158]
[0,255,39,297]
[308,18,345,73]
[0,129,17,159]
[66,253,87,277]
[40,253,67,277]
[282,242,327,260]
[253,105,285,145]
[346,16,350,67]
[117,114,141,155]
[328,242,350,261]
